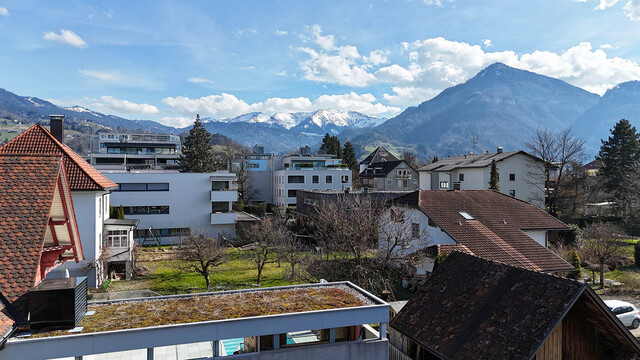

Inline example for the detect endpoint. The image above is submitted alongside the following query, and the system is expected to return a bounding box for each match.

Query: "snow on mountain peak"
[212,109,386,129]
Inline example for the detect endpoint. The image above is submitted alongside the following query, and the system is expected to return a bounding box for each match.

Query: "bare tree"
[378,206,429,263]
[233,157,259,204]
[581,223,627,288]
[174,233,227,291]
[313,194,385,265]
[242,213,291,285]
[526,128,586,216]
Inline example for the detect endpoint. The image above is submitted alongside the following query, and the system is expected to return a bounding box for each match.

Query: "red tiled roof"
[0,301,15,345]
[0,155,63,318]
[0,125,117,191]
[398,190,572,272]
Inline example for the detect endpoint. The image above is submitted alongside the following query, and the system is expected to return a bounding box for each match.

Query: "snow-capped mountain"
[206,109,386,130]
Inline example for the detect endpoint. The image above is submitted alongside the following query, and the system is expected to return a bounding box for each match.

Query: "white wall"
[523,230,548,247]
[105,171,237,243]
[273,169,351,207]
[496,154,545,208]
[418,170,430,190]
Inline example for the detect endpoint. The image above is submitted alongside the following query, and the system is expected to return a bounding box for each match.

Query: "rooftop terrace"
[29,283,372,338]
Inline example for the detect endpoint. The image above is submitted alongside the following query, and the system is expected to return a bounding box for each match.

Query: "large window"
[341,175,349,184]
[105,230,128,248]
[439,181,449,189]
[116,183,170,191]
[326,175,333,184]
[288,189,297,198]
[123,206,169,215]
[312,175,319,184]
[288,175,305,184]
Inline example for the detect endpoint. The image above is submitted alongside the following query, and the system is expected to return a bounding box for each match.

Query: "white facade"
[419,152,545,208]
[103,170,238,244]
[273,152,351,207]
[48,190,111,288]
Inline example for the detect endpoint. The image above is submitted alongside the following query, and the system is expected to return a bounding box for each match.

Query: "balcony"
[210,190,238,202]
[396,174,412,179]
[211,211,237,225]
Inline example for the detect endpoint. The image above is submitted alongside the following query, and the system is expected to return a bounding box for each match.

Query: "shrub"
[567,250,582,280]
[433,252,448,271]
[244,202,266,217]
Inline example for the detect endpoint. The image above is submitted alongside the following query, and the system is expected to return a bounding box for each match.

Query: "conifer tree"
[320,133,342,158]
[179,114,215,173]
[342,141,358,170]
[599,119,640,216]
[489,159,500,191]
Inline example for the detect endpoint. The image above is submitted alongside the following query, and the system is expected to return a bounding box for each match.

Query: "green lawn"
[105,247,309,295]
[603,265,640,289]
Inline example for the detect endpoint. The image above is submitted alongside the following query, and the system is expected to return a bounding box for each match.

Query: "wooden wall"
[536,321,562,360]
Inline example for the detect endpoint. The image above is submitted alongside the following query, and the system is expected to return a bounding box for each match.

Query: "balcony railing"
[211,211,237,225]
[211,190,238,202]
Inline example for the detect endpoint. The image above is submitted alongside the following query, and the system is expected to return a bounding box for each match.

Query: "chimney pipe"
[49,115,65,143]
[496,146,503,154]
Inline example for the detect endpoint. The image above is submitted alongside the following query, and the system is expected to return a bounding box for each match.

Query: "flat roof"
[29,282,381,339]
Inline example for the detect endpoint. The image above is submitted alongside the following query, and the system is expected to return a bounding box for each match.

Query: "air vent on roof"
[28,277,87,330]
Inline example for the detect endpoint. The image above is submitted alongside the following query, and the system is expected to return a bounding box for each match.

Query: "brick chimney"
[49,115,65,143]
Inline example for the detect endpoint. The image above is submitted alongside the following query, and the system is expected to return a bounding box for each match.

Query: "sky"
[2,0,640,127]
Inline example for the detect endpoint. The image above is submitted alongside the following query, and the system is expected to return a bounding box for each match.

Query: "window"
[116,183,169,191]
[509,173,516,181]
[387,179,393,185]
[123,206,170,215]
[428,217,437,227]
[326,175,332,184]
[288,189,297,198]
[439,181,449,189]
[288,175,305,184]
[98,197,102,216]
[105,230,128,248]
[212,202,229,213]
[341,175,349,184]
[509,190,516,197]
[459,173,464,181]
[312,175,319,184]
[411,223,420,239]
[459,211,474,220]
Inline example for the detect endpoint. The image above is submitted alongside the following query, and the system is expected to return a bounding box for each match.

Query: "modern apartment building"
[273,146,351,207]
[103,170,238,244]
[242,145,275,204]
[89,132,181,170]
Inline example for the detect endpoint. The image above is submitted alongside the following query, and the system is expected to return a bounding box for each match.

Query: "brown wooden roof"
[0,125,117,191]
[391,252,640,360]
[395,190,572,272]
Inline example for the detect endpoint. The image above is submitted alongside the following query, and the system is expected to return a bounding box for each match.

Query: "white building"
[418,148,546,208]
[103,170,238,244]
[242,145,275,204]
[273,147,351,207]
[0,118,124,288]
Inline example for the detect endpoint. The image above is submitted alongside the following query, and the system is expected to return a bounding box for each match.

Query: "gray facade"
[360,160,419,192]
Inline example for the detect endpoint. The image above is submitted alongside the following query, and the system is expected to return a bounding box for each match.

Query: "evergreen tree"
[118,205,125,220]
[342,141,358,170]
[567,250,582,280]
[489,159,500,191]
[599,119,640,216]
[431,155,439,163]
[320,133,342,158]
[179,114,215,173]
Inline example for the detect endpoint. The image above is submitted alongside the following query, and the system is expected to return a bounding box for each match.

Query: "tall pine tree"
[342,141,358,170]
[180,114,215,173]
[599,119,640,216]
[319,133,342,158]
[489,159,500,191]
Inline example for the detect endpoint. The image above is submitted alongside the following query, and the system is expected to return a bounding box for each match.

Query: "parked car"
[604,300,640,329]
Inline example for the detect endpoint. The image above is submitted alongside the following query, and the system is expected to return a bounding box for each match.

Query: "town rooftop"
[28,282,375,338]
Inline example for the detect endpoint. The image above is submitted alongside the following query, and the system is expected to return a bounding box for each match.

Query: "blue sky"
[1,0,640,127]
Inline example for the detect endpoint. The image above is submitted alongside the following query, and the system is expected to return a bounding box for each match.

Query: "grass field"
[104,247,309,295]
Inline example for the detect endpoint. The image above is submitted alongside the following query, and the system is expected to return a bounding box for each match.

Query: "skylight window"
[459,211,474,220]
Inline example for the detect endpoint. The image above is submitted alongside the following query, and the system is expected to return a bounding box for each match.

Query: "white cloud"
[483,39,493,48]
[91,96,159,115]
[78,69,119,82]
[594,0,619,9]
[600,43,613,49]
[162,92,399,119]
[623,0,640,20]
[275,30,288,36]
[421,0,443,6]
[275,70,287,76]
[159,116,194,127]
[363,50,389,65]
[43,29,87,48]
[188,77,214,84]
[310,24,335,51]
[0,7,8,16]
